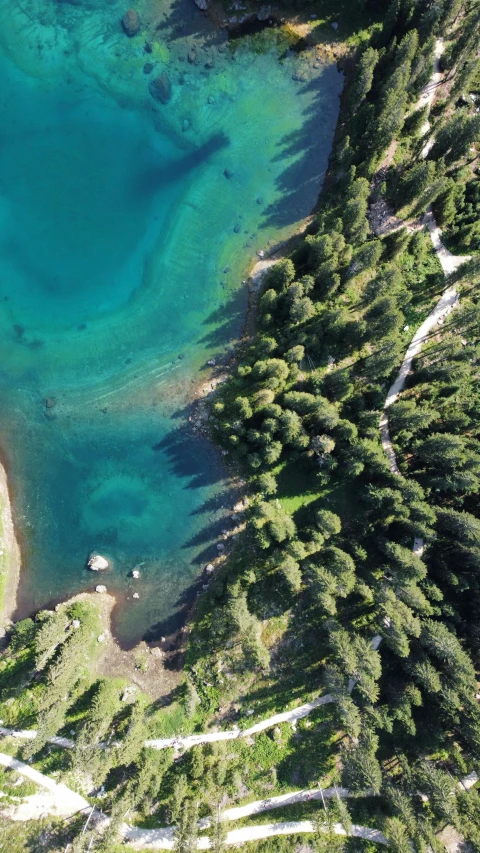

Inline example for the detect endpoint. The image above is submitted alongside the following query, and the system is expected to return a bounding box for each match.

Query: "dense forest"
[1,0,479,851]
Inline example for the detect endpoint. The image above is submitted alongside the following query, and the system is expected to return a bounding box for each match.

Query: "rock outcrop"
[122,9,140,37]
[149,72,172,104]
[88,554,109,571]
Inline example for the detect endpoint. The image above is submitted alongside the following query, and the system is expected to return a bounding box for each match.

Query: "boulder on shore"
[149,72,172,104]
[122,9,140,36]
[95,585,107,594]
[88,554,109,571]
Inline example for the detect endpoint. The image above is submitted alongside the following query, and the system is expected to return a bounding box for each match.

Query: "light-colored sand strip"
[380,283,459,474]
[385,285,459,410]
[0,693,345,753]
[0,751,89,819]
[124,820,389,850]
[0,727,74,748]
[144,694,336,751]
[0,746,476,846]
[0,460,22,637]
[0,638,383,755]
[419,38,445,148]
[423,208,471,276]
[199,786,354,826]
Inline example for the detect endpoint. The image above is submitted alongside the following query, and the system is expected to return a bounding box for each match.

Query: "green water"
[0,0,341,646]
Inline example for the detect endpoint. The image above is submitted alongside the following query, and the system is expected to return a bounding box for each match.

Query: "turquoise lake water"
[0,0,342,646]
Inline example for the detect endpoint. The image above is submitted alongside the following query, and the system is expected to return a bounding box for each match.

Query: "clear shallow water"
[0,0,342,646]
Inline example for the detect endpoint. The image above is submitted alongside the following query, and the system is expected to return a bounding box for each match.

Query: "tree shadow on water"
[153,0,224,46]
[259,70,342,231]
[198,288,248,349]
[133,130,229,199]
[152,424,224,490]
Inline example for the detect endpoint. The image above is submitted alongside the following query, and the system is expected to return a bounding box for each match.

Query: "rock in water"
[257,5,271,20]
[95,585,107,593]
[88,553,109,571]
[194,0,209,9]
[122,9,140,36]
[131,569,140,579]
[149,72,172,104]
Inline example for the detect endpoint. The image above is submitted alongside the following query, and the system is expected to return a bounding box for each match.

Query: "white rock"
[88,554,109,571]
[95,585,107,594]
[131,569,140,579]
[217,543,225,551]
[205,563,215,574]
[97,633,106,643]
[161,636,166,642]
[133,592,140,599]
[72,619,81,629]
[207,358,216,366]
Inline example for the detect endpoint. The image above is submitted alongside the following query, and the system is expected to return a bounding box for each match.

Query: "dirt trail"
[379,38,470,475]
[0,751,89,820]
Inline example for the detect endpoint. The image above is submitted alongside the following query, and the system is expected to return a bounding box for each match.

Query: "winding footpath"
[0,749,388,848]
[0,634,383,755]
[379,39,471,474]
[0,38,477,852]
[124,820,388,850]
[1,751,476,849]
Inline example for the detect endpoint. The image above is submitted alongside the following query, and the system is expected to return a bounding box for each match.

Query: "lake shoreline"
[0,452,21,640]
[0,222,312,646]
[0,0,340,646]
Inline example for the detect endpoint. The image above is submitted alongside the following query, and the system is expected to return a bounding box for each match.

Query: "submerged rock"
[143,62,155,75]
[45,397,56,408]
[257,5,271,20]
[292,68,308,82]
[224,168,234,179]
[88,553,109,571]
[149,72,172,104]
[122,10,140,37]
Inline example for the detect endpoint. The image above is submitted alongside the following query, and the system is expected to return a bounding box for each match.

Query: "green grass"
[275,459,322,514]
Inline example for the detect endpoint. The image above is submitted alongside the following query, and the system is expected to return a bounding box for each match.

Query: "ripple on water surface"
[0,0,342,645]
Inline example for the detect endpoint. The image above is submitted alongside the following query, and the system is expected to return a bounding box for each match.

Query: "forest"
[0,0,479,851]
